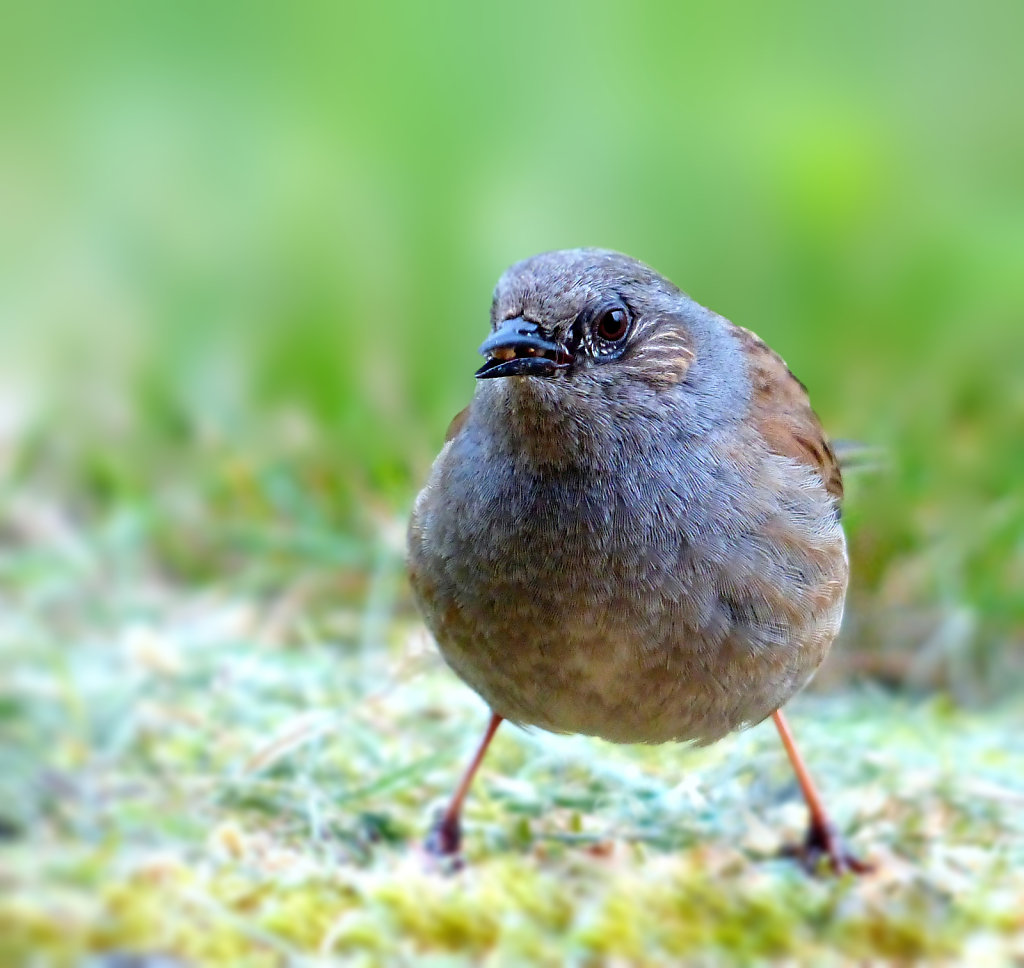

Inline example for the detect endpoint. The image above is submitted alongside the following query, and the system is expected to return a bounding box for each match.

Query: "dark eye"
[595,306,629,342]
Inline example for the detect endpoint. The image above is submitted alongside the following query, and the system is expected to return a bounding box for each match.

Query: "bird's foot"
[782,818,873,876]
[423,813,465,873]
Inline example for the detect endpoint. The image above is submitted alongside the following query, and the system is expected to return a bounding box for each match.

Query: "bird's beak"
[475,317,573,379]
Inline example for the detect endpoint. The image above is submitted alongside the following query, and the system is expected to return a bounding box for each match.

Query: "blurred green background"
[2,0,1022,695]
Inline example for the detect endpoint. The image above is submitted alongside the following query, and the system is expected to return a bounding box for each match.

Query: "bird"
[407,248,870,874]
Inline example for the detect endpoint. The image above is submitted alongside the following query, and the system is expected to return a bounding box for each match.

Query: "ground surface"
[2,516,1022,966]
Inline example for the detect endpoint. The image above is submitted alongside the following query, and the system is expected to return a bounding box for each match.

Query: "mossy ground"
[2,509,1022,966]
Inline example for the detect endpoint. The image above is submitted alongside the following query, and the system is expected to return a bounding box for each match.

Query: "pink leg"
[425,712,503,862]
[772,710,872,875]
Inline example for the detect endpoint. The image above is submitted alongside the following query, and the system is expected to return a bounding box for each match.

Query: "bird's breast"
[408,424,847,744]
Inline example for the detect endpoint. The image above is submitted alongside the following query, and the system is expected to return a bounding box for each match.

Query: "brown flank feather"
[731,325,844,503]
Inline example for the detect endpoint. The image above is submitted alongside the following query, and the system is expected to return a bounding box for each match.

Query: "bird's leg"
[771,709,872,875]
[425,711,502,864]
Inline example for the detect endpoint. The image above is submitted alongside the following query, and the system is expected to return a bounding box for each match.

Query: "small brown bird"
[408,248,869,874]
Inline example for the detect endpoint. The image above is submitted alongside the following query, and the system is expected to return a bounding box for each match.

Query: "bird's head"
[471,249,751,460]
[478,249,706,394]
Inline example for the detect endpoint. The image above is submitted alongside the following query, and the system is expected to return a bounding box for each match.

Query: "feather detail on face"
[617,317,696,389]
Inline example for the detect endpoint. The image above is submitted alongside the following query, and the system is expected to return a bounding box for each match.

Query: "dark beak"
[475,317,572,379]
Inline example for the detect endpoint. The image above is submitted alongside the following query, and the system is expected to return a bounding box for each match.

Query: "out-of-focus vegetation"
[2,569,1022,964]
[2,1,1023,963]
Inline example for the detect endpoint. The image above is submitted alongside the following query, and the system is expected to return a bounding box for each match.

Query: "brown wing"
[732,326,843,503]
[444,406,470,444]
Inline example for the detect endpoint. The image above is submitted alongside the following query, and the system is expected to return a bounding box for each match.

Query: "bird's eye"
[595,307,629,343]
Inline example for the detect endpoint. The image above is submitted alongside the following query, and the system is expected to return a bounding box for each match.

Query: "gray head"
[476,249,748,430]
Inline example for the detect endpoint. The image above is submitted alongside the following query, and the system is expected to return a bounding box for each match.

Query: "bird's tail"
[831,439,888,475]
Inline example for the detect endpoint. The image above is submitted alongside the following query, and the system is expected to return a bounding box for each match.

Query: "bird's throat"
[477,377,607,471]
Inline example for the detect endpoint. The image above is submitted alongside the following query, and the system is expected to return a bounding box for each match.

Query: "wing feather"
[444,406,470,444]
[732,326,843,503]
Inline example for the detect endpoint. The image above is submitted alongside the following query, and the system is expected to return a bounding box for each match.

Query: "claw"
[425,814,461,856]
[422,812,465,873]
[783,819,874,876]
